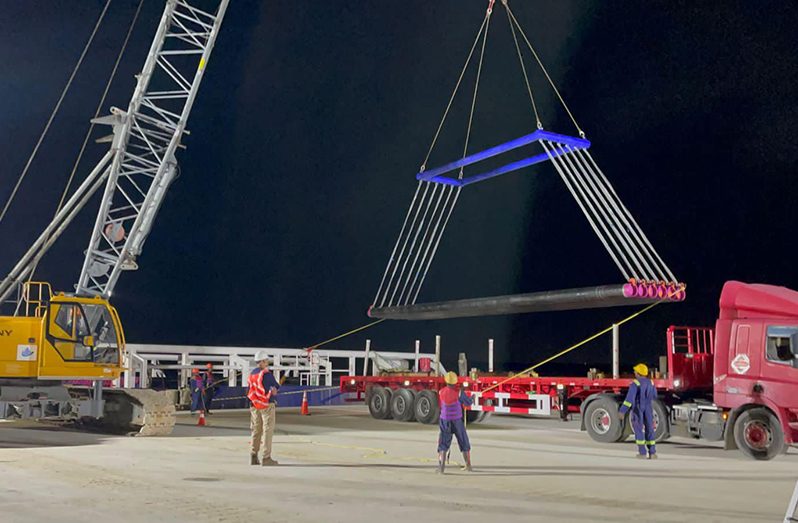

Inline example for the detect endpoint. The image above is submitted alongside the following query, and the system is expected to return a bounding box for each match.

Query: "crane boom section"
[77,0,230,297]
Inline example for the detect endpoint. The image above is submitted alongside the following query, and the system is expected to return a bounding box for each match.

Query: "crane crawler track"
[101,389,176,437]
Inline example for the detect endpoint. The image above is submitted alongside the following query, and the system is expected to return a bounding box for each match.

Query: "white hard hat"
[254,350,270,363]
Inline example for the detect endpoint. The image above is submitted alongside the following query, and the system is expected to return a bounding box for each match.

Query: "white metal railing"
[122,343,436,389]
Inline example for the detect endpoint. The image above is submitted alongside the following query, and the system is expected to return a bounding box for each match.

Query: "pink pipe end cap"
[622,283,636,298]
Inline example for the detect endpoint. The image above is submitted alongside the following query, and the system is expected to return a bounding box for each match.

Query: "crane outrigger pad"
[417,129,590,187]
[369,283,682,320]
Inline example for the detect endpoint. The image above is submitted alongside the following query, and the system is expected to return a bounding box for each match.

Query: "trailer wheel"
[584,396,624,443]
[414,390,439,425]
[733,407,785,461]
[619,401,670,442]
[652,399,670,442]
[465,409,487,424]
[390,388,416,421]
[368,386,392,420]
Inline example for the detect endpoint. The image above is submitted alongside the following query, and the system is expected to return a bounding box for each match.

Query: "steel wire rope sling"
[0,0,113,226]
[369,0,685,321]
[24,0,147,292]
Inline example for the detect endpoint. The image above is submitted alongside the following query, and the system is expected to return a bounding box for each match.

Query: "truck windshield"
[766,326,798,365]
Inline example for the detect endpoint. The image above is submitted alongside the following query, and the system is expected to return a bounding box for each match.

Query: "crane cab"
[0,283,124,381]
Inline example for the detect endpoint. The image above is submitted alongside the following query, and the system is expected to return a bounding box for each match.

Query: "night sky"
[2,1,797,374]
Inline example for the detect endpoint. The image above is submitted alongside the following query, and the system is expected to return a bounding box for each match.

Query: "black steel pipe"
[368,284,658,321]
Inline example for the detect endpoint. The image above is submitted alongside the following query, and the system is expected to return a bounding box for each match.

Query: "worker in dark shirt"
[247,350,280,466]
[437,371,474,474]
[618,363,658,459]
[203,363,216,414]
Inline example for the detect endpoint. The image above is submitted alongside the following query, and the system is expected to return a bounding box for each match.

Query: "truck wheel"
[733,408,785,460]
[465,409,485,424]
[414,390,439,424]
[368,386,392,420]
[390,388,416,421]
[584,396,624,443]
[652,399,671,442]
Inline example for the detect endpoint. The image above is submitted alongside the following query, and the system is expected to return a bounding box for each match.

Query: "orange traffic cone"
[197,410,206,426]
[300,391,310,416]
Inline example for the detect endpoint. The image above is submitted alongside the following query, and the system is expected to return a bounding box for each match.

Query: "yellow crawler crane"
[0,1,231,434]
[0,283,174,436]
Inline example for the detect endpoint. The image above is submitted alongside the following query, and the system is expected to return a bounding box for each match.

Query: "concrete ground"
[1,406,796,523]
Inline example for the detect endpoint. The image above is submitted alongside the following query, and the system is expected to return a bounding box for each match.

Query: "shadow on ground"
[0,423,119,449]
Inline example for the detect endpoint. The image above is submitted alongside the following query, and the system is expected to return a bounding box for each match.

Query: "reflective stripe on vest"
[247,370,271,409]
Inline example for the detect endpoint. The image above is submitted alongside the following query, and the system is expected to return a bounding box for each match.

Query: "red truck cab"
[712,281,798,458]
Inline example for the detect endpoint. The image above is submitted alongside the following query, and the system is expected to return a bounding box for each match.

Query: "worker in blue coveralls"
[437,371,474,474]
[618,363,658,459]
[190,368,206,414]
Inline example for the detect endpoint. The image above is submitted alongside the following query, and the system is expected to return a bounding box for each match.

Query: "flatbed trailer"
[344,283,798,460]
[341,326,714,445]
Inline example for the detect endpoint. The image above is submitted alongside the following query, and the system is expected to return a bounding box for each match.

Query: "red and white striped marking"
[469,391,551,416]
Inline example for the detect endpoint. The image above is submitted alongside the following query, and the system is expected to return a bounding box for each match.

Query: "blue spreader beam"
[417,129,591,187]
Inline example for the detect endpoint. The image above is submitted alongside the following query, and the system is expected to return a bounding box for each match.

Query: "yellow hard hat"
[444,371,458,385]
[633,363,649,376]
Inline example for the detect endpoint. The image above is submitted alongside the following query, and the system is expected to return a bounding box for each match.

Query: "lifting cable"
[420,9,489,173]
[479,286,684,395]
[460,0,494,178]
[504,0,542,130]
[0,0,113,226]
[504,1,584,138]
[372,2,497,311]
[27,0,145,284]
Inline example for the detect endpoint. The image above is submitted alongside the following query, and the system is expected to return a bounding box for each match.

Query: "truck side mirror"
[791,333,798,368]
[83,335,95,348]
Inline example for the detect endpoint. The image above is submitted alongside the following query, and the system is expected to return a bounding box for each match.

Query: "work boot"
[649,453,658,460]
[250,454,260,466]
[635,454,647,459]
[460,451,473,472]
[262,457,279,466]
[436,451,446,474]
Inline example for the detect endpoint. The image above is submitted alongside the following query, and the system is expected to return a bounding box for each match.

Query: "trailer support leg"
[558,386,569,422]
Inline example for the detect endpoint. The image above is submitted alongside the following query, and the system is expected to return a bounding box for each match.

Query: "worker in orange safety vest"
[248,350,280,466]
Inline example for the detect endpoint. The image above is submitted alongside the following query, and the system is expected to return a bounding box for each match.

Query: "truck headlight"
[673,378,681,389]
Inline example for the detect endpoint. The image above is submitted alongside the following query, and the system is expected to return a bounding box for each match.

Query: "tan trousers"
[250,404,276,458]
